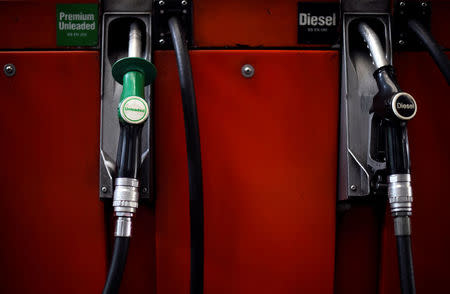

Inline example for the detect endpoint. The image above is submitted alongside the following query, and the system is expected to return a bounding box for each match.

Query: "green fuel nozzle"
[112,23,156,126]
[110,22,156,238]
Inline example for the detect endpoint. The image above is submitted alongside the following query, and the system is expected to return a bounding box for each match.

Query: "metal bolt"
[399,1,406,7]
[421,2,427,7]
[398,39,405,45]
[241,64,255,78]
[142,187,148,193]
[182,9,188,14]
[350,185,357,191]
[181,0,188,6]
[3,64,15,77]
[160,9,164,14]
[158,0,165,5]
[159,38,165,45]
[101,186,108,193]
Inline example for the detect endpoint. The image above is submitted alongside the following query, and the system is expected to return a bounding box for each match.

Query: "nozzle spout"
[358,22,389,69]
[128,22,142,58]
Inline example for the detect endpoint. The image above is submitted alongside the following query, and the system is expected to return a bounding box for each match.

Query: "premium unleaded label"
[56,4,98,47]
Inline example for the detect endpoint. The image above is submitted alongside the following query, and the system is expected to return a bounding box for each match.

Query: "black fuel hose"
[168,16,205,294]
[396,235,416,294]
[116,124,142,178]
[408,19,450,85]
[102,237,130,294]
[103,125,141,294]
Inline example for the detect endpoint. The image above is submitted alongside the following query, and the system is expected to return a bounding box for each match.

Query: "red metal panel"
[153,50,339,294]
[379,52,450,294]
[0,0,448,49]
[194,0,339,48]
[334,204,383,294]
[193,0,450,48]
[431,0,450,48]
[0,0,98,49]
[0,51,106,293]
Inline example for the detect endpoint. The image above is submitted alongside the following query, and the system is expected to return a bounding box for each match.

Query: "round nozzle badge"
[119,96,149,124]
[391,92,417,121]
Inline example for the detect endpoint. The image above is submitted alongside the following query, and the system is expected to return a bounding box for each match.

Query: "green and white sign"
[56,4,98,47]
[119,96,149,124]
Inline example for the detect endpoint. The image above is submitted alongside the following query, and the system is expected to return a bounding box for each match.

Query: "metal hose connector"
[388,174,413,218]
[113,177,139,237]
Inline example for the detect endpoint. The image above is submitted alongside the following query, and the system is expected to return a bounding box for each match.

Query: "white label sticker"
[119,96,149,124]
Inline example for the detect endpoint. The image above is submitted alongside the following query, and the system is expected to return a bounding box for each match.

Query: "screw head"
[160,9,164,14]
[241,64,255,78]
[142,187,148,193]
[400,1,406,7]
[3,64,15,77]
[181,0,188,6]
[398,39,406,45]
[101,186,108,193]
[158,0,165,5]
[159,38,165,45]
[421,2,427,7]
[350,185,357,191]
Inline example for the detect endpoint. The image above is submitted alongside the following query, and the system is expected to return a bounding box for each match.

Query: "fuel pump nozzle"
[359,22,417,294]
[103,22,156,294]
[111,22,156,237]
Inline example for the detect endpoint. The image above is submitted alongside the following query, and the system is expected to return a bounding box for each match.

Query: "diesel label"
[297,2,340,44]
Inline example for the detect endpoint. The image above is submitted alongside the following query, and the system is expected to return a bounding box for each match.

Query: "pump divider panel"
[153,50,339,294]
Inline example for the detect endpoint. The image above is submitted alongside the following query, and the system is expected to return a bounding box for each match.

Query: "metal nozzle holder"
[99,14,154,201]
[388,174,413,217]
[338,12,392,200]
[113,177,139,237]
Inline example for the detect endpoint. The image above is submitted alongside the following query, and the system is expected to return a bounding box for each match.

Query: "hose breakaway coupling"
[388,174,413,236]
[388,174,413,217]
[113,177,139,237]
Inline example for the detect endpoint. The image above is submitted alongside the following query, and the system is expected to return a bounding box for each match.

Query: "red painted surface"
[0,0,98,49]
[0,51,106,293]
[194,0,339,48]
[153,50,339,294]
[1,0,448,49]
[378,52,450,294]
[334,204,384,294]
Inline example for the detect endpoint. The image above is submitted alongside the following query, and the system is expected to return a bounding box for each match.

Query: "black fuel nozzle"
[358,22,417,176]
[371,66,417,124]
[360,21,417,294]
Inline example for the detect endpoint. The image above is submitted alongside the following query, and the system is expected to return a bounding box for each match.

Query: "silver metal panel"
[338,13,392,200]
[103,0,152,12]
[100,12,153,199]
[341,0,390,13]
